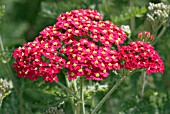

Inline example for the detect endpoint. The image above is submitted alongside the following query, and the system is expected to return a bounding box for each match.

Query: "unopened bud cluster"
[147,2,170,25]
[138,31,154,42]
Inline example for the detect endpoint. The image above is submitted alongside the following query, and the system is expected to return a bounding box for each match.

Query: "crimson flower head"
[118,41,164,74]
[12,9,127,82]
[12,9,164,83]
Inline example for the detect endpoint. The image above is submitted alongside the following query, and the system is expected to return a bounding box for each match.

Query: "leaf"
[111,6,147,23]
[0,5,5,17]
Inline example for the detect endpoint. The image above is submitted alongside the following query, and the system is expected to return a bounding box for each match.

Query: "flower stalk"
[56,82,80,100]
[129,0,135,32]
[152,26,167,45]
[141,71,146,97]
[91,69,140,114]
[80,77,85,114]
[91,75,127,114]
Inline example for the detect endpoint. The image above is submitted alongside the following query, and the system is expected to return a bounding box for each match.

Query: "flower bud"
[150,35,154,39]
[138,32,143,39]
[137,31,154,42]
[144,31,150,37]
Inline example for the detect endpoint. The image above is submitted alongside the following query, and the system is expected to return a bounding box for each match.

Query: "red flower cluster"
[12,9,164,83]
[13,9,126,82]
[118,41,164,74]
[62,42,120,80]
[12,38,64,82]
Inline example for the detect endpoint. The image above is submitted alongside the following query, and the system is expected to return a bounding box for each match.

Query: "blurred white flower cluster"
[121,25,131,38]
[45,107,65,114]
[147,2,170,25]
[0,78,12,107]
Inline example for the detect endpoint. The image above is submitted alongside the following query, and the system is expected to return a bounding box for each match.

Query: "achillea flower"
[12,9,164,82]
[13,36,63,82]
[12,9,126,82]
[118,41,164,74]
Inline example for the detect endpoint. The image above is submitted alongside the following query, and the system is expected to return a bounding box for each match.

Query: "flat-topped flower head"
[12,36,64,82]
[12,9,163,82]
[118,41,164,74]
[12,9,127,82]
[56,9,127,46]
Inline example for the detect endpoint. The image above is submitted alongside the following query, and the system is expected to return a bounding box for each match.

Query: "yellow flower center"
[95,73,100,77]
[71,72,75,76]
[108,63,112,66]
[78,69,83,72]
[64,23,68,26]
[115,63,118,66]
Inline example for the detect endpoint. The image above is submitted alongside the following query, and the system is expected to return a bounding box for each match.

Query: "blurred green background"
[0,0,170,114]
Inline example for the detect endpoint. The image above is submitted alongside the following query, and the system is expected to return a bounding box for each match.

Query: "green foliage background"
[0,0,170,114]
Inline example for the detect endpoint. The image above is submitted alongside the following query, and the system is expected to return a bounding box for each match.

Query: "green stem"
[64,75,76,114]
[57,82,80,100]
[0,37,18,92]
[73,80,79,114]
[129,0,135,32]
[4,64,18,92]
[60,71,80,114]
[73,80,78,94]
[0,100,2,108]
[152,26,166,45]
[65,76,71,88]
[91,70,139,114]
[80,77,85,114]
[91,75,127,114]
[156,23,163,32]
[141,71,146,97]
[4,64,24,114]
[19,87,24,114]
[89,79,94,108]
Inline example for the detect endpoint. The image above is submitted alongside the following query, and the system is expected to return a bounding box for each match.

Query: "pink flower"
[12,9,163,83]
[118,41,164,74]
